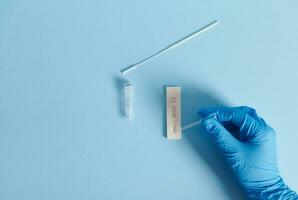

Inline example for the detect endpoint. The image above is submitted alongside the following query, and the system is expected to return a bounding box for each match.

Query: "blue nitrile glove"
[198,106,298,200]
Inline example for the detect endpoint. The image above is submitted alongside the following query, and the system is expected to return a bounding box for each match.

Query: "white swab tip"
[120,70,127,75]
[120,65,134,75]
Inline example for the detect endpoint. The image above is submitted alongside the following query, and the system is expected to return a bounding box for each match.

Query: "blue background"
[1,0,298,199]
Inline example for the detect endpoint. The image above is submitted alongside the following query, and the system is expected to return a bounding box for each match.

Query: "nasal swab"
[182,114,217,131]
[121,20,219,75]
[181,119,203,131]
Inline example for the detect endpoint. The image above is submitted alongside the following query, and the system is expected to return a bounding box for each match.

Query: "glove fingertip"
[202,118,218,132]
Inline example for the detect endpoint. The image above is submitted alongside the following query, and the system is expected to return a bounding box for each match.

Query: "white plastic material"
[181,119,203,131]
[121,20,219,75]
[166,87,181,139]
[123,83,133,119]
[182,114,217,131]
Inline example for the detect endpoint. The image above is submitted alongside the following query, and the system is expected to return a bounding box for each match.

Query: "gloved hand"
[198,106,298,200]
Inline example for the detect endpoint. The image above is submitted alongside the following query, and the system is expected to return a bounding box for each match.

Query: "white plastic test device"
[166,87,181,139]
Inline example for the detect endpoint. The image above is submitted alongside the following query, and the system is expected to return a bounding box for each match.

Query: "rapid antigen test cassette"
[166,87,181,139]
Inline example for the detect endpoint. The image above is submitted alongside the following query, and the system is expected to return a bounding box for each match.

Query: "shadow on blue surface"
[173,85,246,200]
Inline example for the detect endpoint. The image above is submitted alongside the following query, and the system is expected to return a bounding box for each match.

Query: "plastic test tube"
[123,82,133,119]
